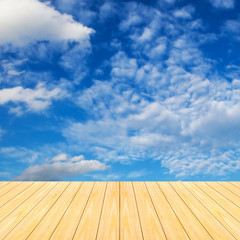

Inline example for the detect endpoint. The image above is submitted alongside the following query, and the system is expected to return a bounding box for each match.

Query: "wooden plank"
[184,182,240,239]
[0,182,33,208]
[231,182,240,188]
[145,182,189,240]
[206,182,240,208]
[171,182,235,240]
[0,182,45,221]
[3,182,69,240]
[26,182,81,240]
[0,182,22,197]
[96,182,119,240]
[219,182,240,197]
[72,182,107,240]
[133,182,167,240]
[0,182,57,238]
[50,182,95,240]
[159,182,212,240]
[195,182,240,221]
[120,182,143,240]
[0,182,9,189]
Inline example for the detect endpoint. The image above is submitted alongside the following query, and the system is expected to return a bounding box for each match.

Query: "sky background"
[0,0,240,181]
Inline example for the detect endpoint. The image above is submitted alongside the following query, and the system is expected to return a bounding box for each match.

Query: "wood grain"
[120,182,143,240]
[133,182,167,240]
[0,181,239,239]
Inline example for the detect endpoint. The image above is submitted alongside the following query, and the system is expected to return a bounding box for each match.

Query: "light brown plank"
[195,182,240,221]
[231,182,240,188]
[184,182,240,239]
[27,182,81,240]
[219,182,240,197]
[120,182,143,240]
[96,182,119,240]
[0,182,22,197]
[0,182,9,189]
[72,182,107,240]
[207,182,240,208]
[3,182,69,240]
[0,182,45,221]
[159,182,213,240]
[0,182,33,208]
[50,182,95,240]
[145,182,189,240]
[133,182,167,240]
[172,182,235,240]
[0,182,57,238]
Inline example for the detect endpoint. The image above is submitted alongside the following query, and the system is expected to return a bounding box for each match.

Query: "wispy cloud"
[127,169,149,179]
[208,0,235,9]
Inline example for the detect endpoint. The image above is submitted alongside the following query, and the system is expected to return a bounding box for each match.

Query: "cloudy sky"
[0,0,240,181]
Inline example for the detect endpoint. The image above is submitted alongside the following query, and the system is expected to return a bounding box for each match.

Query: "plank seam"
[217,182,240,198]
[119,181,120,240]
[156,182,191,240]
[193,182,240,225]
[0,182,46,223]
[0,182,10,190]
[132,182,144,240]
[2,182,59,240]
[180,182,237,240]
[0,182,22,198]
[144,182,167,240]
[229,182,240,190]
[95,182,108,240]
[169,182,214,240]
[48,182,83,240]
[0,182,35,209]
[71,182,96,240]
[205,182,240,209]
[24,182,71,240]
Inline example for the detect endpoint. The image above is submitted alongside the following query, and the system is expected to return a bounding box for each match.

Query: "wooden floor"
[0,182,240,239]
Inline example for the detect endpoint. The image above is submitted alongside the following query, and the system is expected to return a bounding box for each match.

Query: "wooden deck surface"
[0,182,240,239]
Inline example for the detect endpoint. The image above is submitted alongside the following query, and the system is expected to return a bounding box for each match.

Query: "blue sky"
[0,0,240,181]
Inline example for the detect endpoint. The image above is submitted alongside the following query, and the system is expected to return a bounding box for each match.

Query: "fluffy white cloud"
[15,154,109,180]
[208,0,235,9]
[0,0,94,46]
[0,82,68,115]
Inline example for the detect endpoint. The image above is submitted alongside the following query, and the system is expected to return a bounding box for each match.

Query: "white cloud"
[0,82,68,115]
[62,40,240,177]
[52,153,68,162]
[111,51,138,80]
[99,1,117,21]
[127,169,149,179]
[232,79,240,88]
[173,5,195,19]
[208,0,235,9]
[0,146,39,163]
[119,4,143,32]
[0,0,94,46]
[222,17,240,38]
[15,154,110,180]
